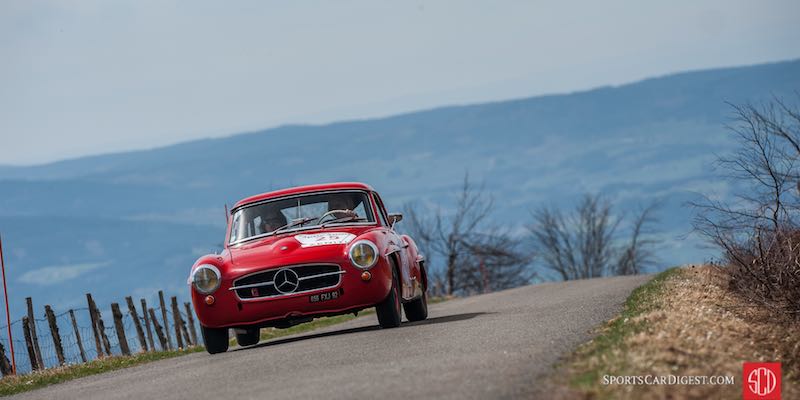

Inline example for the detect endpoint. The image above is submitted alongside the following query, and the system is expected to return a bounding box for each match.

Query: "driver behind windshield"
[259,210,288,233]
[327,195,359,218]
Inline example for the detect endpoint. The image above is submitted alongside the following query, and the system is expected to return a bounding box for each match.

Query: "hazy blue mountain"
[1,59,799,318]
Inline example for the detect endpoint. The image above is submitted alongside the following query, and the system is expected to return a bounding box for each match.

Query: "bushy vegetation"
[693,97,800,315]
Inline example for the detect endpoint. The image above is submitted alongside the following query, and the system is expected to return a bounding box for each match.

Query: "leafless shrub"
[724,228,800,312]
[403,174,533,296]
[528,194,659,280]
[692,96,800,314]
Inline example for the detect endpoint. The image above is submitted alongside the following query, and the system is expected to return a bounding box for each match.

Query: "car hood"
[226,226,374,273]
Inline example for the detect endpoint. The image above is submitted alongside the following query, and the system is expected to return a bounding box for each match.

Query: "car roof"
[232,182,376,210]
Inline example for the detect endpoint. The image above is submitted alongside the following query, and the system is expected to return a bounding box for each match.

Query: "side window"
[351,202,367,219]
[254,216,265,234]
[373,192,391,227]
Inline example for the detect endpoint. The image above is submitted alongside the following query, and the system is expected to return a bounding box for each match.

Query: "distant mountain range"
[1,59,799,318]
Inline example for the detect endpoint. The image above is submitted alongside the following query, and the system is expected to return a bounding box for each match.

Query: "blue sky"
[2,0,799,165]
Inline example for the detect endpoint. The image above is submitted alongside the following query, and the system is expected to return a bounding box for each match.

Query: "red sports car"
[189,182,429,354]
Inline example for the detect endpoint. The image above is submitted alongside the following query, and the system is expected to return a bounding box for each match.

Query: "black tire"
[403,289,428,322]
[201,325,229,354]
[236,328,260,347]
[376,261,402,328]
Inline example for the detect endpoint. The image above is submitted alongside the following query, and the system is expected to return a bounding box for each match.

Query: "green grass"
[0,348,204,397]
[1,296,449,397]
[253,311,373,343]
[567,267,683,391]
[249,294,448,342]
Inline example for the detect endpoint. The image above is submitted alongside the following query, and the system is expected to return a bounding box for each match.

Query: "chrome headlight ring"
[349,240,379,269]
[192,264,221,294]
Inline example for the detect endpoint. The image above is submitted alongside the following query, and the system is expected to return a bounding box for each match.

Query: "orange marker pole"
[0,234,16,374]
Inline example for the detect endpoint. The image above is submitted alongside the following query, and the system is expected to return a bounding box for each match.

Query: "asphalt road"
[12,274,651,400]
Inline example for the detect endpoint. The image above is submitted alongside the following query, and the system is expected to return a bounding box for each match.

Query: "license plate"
[309,290,339,303]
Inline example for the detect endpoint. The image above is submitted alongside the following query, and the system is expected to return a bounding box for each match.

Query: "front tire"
[403,290,428,322]
[236,328,260,347]
[201,325,229,354]
[376,262,402,328]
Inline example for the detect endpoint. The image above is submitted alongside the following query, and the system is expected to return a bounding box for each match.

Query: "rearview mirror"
[388,213,403,225]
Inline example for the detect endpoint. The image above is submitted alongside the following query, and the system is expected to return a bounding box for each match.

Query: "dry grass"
[559,265,800,399]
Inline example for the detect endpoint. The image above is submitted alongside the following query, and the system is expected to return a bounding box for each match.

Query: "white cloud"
[19,262,108,286]
[84,240,105,257]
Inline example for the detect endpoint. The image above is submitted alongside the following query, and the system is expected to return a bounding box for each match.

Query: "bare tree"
[616,203,659,276]
[403,174,532,295]
[529,194,659,280]
[529,194,616,280]
[404,204,447,295]
[692,97,800,313]
[694,101,797,237]
[458,228,533,294]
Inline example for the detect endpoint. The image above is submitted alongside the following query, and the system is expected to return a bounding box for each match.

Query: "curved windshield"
[229,191,375,244]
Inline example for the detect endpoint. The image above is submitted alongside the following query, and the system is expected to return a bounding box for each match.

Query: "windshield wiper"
[320,215,366,227]
[271,216,317,235]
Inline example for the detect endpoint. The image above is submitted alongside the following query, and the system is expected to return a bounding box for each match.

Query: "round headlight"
[349,240,378,269]
[192,264,221,294]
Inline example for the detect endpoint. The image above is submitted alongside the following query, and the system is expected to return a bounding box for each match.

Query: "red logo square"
[743,362,781,400]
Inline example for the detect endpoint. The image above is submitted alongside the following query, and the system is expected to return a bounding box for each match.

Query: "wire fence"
[0,292,201,376]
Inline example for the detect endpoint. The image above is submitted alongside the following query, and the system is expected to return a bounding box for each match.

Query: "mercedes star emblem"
[273,268,300,294]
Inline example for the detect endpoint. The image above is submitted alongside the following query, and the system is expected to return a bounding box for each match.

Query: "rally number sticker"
[295,232,356,247]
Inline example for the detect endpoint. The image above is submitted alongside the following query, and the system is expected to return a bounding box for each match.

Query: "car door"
[373,192,413,299]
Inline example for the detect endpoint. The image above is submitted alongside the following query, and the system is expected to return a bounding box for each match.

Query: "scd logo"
[743,362,781,400]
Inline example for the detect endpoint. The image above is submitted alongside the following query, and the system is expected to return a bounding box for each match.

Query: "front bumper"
[191,260,393,329]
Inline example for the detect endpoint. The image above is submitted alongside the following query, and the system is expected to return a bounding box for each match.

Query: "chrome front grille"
[230,264,343,300]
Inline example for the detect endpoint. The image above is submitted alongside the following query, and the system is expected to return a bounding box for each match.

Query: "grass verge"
[252,295,449,342]
[0,348,203,397]
[255,311,374,342]
[567,267,682,391]
[557,265,799,399]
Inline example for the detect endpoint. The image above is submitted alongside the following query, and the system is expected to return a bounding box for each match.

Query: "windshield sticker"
[295,232,356,247]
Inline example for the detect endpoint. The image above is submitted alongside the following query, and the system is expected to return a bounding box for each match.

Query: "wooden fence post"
[110,303,131,356]
[86,293,104,358]
[158,291,172,350]
[183,302,198,346]
[125,297,148,352]
[176,304,191,347]
[170,297,184,349]
[180,317,191,347]
[141,299,155,351]
[0,342,12,376]
[69,309,87,363]
[94,302,112,356]
[44,305,65,366]
[148,308,168,351]
[25,298,44,368]
[22,317,39,370]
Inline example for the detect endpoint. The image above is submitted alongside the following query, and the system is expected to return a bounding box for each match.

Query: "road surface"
[11,274,651,400]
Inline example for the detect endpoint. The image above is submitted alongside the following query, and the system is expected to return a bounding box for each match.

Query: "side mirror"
[388,213,403,226]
